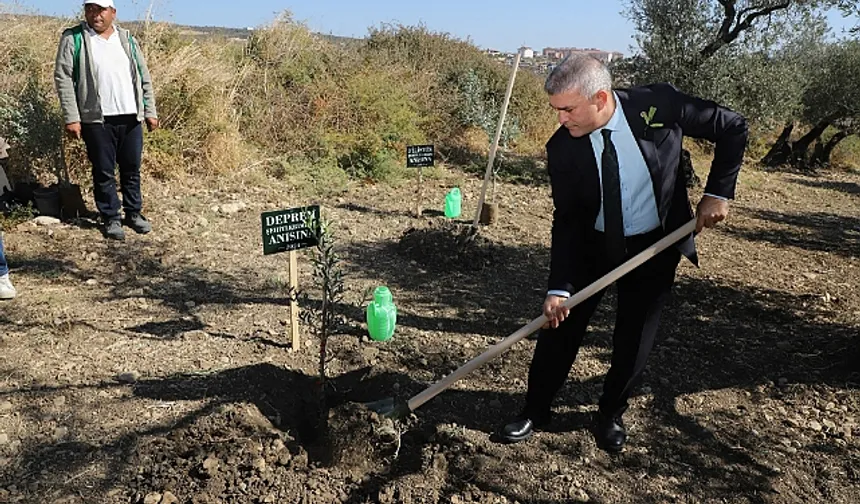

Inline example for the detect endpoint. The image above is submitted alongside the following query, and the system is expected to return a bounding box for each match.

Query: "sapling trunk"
[299,215,346,425]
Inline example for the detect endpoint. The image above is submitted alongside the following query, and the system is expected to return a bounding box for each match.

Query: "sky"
[18,0,858,55]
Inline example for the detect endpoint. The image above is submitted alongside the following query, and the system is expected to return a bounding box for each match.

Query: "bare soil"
[0,163,858,504]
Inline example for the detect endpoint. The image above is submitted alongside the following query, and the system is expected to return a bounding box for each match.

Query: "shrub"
[0,9,557,185]
[0,78,64,184]
[268,157,350,197]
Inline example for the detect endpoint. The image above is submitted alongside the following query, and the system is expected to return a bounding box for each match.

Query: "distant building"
[519,46,535,59]
[541,47,624,64]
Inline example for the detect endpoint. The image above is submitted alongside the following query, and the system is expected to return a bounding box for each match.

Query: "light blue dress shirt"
[590,93,661,236]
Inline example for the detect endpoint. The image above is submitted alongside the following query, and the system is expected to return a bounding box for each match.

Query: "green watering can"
[444,187,461,219]
[366,286,397,342]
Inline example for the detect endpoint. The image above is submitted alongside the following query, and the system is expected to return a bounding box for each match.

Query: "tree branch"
[699,1,791,60]
[715,0,737,42]
[732,1,792,37]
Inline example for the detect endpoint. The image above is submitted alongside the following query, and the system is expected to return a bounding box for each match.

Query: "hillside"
[122,20,363,47]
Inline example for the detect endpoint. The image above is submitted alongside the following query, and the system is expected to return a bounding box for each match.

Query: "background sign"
[261,205,320,255]
[406,144,434,168]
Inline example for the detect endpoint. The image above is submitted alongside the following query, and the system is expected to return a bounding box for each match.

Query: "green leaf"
[650,122,664,128]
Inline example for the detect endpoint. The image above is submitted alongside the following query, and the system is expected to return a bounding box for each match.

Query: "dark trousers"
[81,115,143,222]
[524,228,681,422]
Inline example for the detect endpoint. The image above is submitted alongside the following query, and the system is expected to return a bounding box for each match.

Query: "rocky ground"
[0,161,858,503]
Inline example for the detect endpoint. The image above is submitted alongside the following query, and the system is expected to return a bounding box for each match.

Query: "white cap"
[85,0,115,8]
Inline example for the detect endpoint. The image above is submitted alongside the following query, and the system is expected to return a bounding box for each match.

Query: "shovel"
[366,219,697,419]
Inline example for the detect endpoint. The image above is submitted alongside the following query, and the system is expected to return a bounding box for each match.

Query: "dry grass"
[831,136,860,172]
[0,7,561,187]
[0,8,74,183]
[1,4,854,189]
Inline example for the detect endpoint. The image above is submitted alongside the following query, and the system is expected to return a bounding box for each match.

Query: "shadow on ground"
[728,208,859,258]
[788,176,860,196]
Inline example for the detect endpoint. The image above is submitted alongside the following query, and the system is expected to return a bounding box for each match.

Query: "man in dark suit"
[501,54,747,452]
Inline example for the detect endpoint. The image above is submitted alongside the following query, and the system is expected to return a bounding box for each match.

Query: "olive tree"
[769,40,860,168]
[625,0,854,171]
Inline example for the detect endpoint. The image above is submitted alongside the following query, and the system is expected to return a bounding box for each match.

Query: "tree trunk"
[811,130,851,167]
[791,120,831,167]
[761,122,795,167]
[811,139,825,166]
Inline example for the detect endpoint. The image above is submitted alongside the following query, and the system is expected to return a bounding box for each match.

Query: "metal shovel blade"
[363,397,410,419]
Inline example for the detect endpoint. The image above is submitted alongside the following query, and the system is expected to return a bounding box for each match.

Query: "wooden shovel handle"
[406,219,697,412]
[471,50,523,228]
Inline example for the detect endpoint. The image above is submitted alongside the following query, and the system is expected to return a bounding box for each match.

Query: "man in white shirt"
[54,0,159,240]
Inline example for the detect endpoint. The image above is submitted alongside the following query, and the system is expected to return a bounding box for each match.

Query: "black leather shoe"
[594,413,627,453]
[501,418,535,443]
[501,416,547,443]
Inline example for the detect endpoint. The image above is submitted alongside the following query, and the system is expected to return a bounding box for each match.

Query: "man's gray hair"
[545,53,613,98]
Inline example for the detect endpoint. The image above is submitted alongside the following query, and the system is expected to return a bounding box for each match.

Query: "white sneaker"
[0,274,16,300]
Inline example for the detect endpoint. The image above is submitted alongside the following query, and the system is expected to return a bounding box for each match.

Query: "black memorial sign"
[261,205,320,255]
[406,144,434,168]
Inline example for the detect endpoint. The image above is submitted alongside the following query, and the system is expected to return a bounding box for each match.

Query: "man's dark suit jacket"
[546,83,748,294]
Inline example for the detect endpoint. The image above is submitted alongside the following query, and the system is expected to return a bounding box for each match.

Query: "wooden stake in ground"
[472,50,522,228]
[416,167,423,218]
[289,250,300,350]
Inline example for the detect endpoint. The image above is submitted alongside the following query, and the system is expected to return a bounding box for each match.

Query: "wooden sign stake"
[289,250,300,349]
[472,50,522,228]
[416,167,423,217]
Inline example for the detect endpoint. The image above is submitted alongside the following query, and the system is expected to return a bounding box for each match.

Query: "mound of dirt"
[326,402,401,471]
[124,402,407,504]
[397,221,497,272]
[125,404,334,503]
